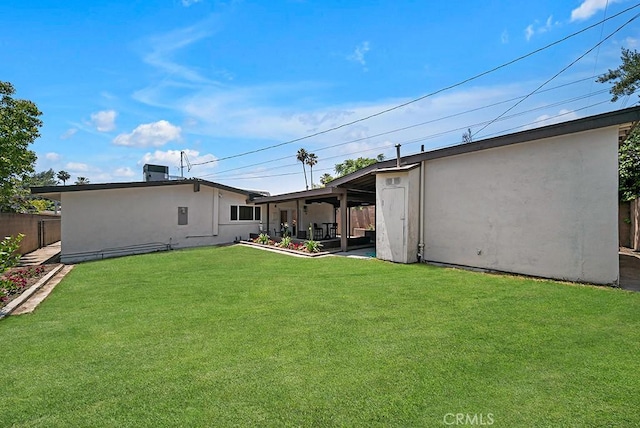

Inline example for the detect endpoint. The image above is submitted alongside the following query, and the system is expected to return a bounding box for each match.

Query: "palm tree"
[56,170,71,185]
[306,153,318,189]
[320,173,333,186]
[74,177,90,185]
[296,148,309,190]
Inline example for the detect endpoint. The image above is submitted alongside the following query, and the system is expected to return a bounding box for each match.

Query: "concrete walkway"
[19,241,61,266]
[11,265,74,315]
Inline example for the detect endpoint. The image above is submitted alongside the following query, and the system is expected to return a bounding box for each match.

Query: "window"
[239,206,253,220]
[230,205,260,221]
[178,207,188,225]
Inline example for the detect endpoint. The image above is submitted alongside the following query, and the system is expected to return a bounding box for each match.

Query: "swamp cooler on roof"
[143,164,169,182]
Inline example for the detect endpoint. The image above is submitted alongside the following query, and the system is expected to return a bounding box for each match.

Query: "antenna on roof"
[180,151,192,179]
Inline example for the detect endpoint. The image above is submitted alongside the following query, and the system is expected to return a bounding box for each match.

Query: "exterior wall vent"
[386,177,401,185]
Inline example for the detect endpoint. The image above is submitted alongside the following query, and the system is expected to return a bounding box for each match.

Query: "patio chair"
[313,223,324,240]
[329,223,337,239]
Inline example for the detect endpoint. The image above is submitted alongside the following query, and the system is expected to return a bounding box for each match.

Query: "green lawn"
[1,245,639,427]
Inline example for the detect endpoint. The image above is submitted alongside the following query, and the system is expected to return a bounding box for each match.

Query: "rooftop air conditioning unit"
[143,164,169,182]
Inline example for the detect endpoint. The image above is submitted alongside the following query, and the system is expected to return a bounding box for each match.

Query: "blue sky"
[2,0,639,193]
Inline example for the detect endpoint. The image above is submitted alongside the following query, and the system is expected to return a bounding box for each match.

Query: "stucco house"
[32,179,266,263]
[256,106,640,286]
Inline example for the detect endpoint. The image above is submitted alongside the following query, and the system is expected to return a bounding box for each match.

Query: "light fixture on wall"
[303,205,307,214]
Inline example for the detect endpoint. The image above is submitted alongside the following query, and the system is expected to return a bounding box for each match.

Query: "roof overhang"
[31,178,264,201]
[254,186,347,204]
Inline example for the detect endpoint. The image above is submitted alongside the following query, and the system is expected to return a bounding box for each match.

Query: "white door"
[380,187,406,262]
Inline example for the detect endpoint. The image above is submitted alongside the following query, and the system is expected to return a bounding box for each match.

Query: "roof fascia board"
[254,186,347,204]
[31,178,254,197]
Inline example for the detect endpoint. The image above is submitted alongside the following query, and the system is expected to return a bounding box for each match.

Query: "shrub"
[254,233,270,245]
[303,240,323,253]
[0,234,24,273]
[278,236,293,249]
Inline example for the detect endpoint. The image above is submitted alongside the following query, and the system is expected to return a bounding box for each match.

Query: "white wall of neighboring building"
[422,126,619,285]
[60,184,259,263]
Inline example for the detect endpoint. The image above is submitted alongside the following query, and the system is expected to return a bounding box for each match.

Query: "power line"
[207,101,609,182]
[206,94,611,181]
[472,10,639,138]
[190,3,640,167]
[195,76,607,178]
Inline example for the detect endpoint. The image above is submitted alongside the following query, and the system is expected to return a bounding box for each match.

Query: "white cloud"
[90,110,117,132]
[501,30,509,44]
[524,15,558,41]
[66,162,90,172]
[113,167,136,178]
[113,120,182,147]
[625,37,639,49]
[525,25,535,41]
[571,0,620,22]
[143,17,221,84]
[348,41,371,68]
[531,109,580,128]
[60,128,77,139]
[45,152,61,161]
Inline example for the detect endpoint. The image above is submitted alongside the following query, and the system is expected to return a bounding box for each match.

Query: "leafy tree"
[320,173,334,186]
[27,168,58,187]
[22,169,57,212]
[57,170,71,185]
[334,154,384,177]
[75,177,90,185]
[0,81,42,212]
[306,152,318,188]
[619,126,640,201]
[597,48,640,102]
[296,148,309,190]
[597,48,640,201]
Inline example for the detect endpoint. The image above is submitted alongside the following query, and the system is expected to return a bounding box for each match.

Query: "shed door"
[381,187,406,262]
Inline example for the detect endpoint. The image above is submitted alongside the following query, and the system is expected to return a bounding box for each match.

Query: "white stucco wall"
[262,201,334,239]
[422,126,619,284]
[60,184,259,263]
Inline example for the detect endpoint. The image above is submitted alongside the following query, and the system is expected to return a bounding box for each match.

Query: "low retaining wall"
[0,213,61,254]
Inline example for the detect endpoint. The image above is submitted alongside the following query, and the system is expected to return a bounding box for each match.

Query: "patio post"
[340,192,348,251]
[266,203,270,236]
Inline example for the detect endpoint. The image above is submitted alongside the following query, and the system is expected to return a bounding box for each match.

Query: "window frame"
[230,205,260,221]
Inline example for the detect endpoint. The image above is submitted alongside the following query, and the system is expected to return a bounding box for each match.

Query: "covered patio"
[253,186,375,252]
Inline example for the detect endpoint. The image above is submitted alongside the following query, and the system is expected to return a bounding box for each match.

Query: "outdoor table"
[322,222,333,239]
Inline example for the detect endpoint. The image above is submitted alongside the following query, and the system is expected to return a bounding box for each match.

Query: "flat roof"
[31,178,267,201]
[329,105,640,189]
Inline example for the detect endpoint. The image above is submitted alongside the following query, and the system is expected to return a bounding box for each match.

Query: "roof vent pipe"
[395,144,401,168]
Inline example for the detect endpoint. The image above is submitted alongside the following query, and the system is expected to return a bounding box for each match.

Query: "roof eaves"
[253,186,347,204]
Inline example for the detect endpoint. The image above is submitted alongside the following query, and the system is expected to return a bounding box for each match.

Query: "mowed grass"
[1,245,639,427]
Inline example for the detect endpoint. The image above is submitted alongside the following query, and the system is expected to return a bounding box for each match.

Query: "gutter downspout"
[418,160,426,262]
